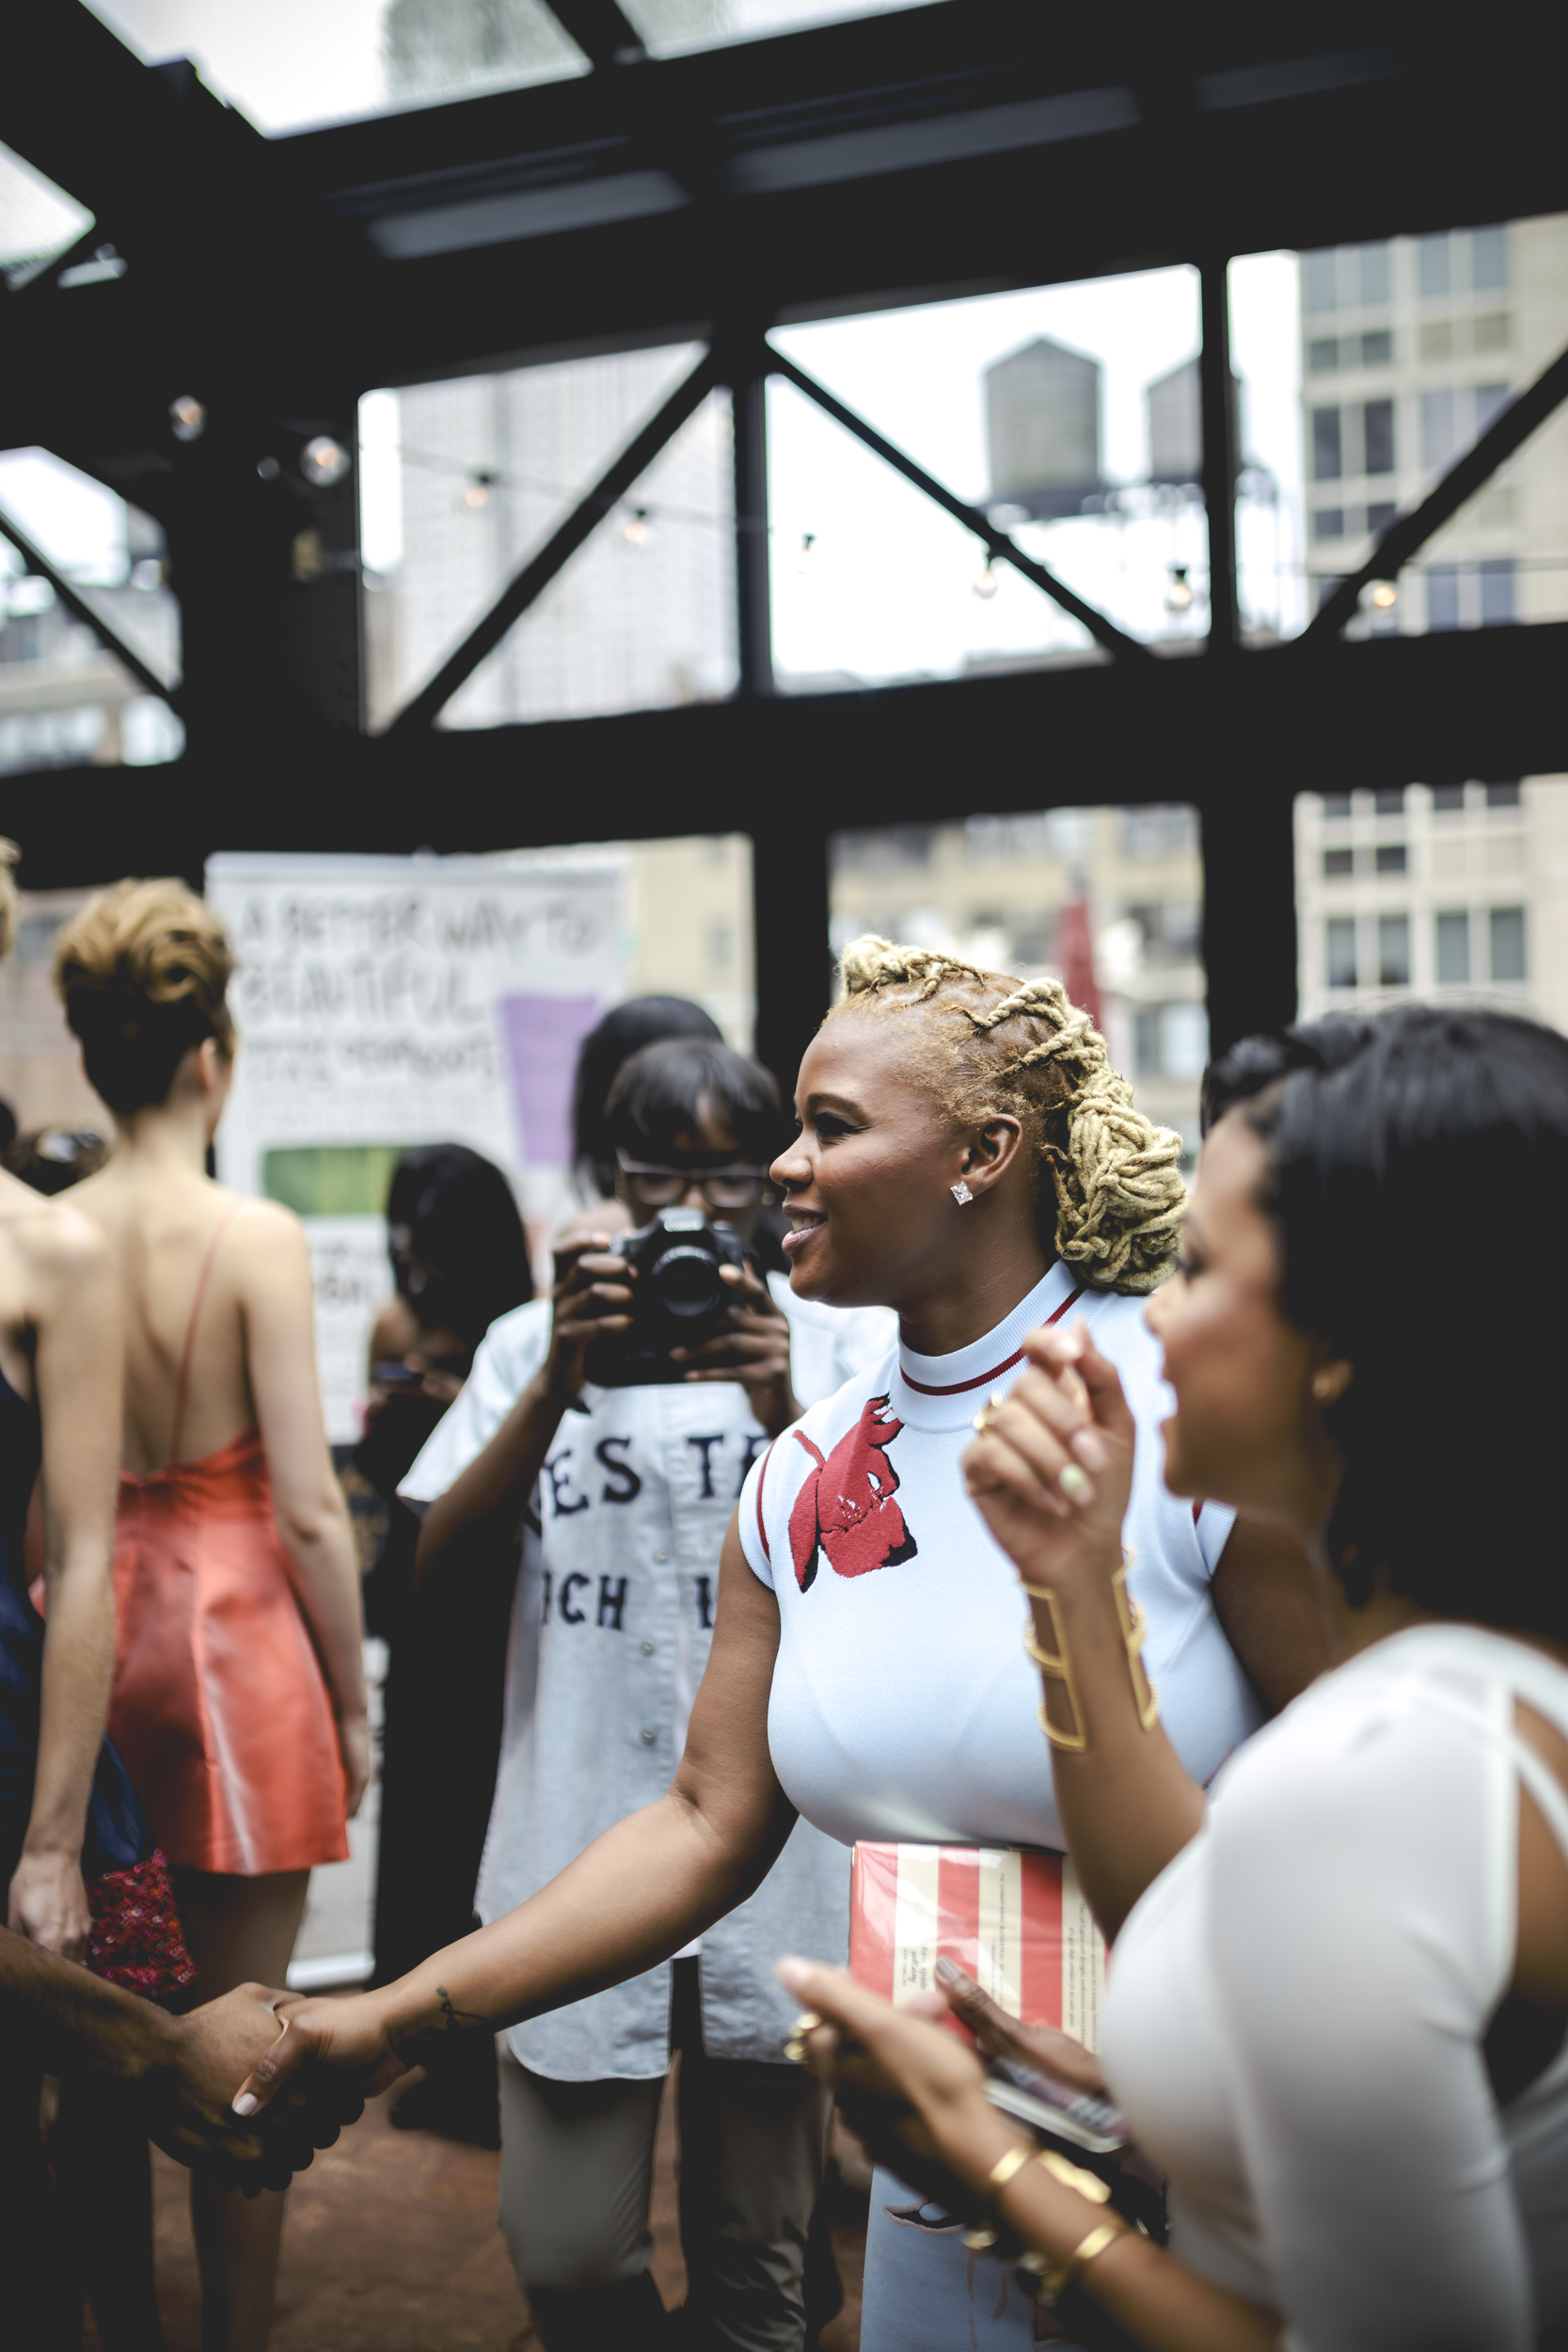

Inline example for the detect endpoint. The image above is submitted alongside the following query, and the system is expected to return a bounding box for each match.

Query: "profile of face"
[614,1092,766,1248]
[1146,1109,1348,1534]
[771,1017,1025,1311]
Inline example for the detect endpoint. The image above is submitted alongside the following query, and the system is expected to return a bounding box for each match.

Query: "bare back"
[70,1164,280,1473]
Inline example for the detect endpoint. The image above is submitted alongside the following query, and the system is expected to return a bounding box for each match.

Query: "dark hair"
[1200,1017,1375,1135]
[1249,1006,1568,1639]
[386,1144,532,1345]
[604,1038,784,1169]
[572,997,723,1198]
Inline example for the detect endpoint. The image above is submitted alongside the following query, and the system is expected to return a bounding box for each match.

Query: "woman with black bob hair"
[782,1003,1568,2352]
[570,995,722,1205]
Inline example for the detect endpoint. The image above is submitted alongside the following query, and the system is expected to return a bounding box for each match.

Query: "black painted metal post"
[1200,785,1299,1057]
[1200,258,1240,655]
[751,812,833,1100]
[733,365,774,699]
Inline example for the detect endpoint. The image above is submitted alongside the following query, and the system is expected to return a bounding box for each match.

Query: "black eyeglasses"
[616,1155,769,1210]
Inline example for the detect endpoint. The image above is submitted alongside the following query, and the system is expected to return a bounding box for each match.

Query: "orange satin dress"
[107,1206,349,1878]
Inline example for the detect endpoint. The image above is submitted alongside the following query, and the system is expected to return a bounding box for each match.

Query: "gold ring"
[972,1390,1008,1435]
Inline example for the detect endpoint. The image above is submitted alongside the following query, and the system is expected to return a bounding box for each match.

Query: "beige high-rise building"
[1293,213,1568,1032]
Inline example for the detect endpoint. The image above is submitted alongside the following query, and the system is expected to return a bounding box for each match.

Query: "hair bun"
[54,879,236,1116]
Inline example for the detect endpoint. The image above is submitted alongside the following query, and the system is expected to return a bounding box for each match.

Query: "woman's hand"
[230,1987,409,2118]
[962,1322,1136,1597]
[336,1711,373,1819]
[934,1956,1108,2098]
[674,1262,800,1437]
[8,1848,92,1961]
[545,1234,635,1405]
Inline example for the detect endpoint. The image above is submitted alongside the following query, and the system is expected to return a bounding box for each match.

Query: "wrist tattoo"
[435,1985,488,2034]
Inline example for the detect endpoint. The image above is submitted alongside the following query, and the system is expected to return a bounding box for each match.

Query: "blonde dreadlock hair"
[826,935,1185,1295]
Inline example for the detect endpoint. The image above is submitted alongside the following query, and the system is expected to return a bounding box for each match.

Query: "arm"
[782,1961,1280,2352]
[235,1203,369,1813]
[235,1515,794,2106]
[962,1322,1206,1939]
[416,1234,632,1582]
[8,1209,122,1959]
[1210,1518,1331,1715]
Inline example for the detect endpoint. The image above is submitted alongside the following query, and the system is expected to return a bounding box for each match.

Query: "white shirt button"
[653,1550,669,1564]
[641,1727,657,1744]
[641,1641,655,1656]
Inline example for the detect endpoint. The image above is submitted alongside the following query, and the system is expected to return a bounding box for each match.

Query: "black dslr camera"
[586,1208,752,1388]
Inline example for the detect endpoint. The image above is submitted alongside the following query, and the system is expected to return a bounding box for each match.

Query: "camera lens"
[650,1243,727,1320]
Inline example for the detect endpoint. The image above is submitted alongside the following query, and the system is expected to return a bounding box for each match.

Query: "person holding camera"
[399,1036,893,2352]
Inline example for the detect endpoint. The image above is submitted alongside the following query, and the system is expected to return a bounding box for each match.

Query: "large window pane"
[0,449,182,775]
[1,137,94,290]
[1296,778,1565,1014]
[622,0,947,56]
[82,0,587,137]
[1230,215,1568,642]
[360,347,736,730]
[828,802,1207,1154]
[768,268,1210,688]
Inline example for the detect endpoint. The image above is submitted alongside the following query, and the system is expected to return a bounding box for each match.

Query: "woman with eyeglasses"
[396,1035,892,2352]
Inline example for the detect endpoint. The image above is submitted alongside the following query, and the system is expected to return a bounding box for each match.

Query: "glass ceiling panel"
[0,138,94,290]
[621,0,947,60]
[81,0,587,139]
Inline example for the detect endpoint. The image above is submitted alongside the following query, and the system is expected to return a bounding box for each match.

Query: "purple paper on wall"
[499,993,602,1168]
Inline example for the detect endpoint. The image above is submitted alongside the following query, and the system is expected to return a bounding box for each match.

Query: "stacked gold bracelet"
[969,2143,1132,2300]
[1021,1550,1158,1752]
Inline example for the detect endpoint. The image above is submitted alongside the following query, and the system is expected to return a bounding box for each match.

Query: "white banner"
[206,850,624,1440]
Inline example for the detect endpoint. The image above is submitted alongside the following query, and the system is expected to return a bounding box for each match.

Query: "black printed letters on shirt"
[595,1436,641,1505]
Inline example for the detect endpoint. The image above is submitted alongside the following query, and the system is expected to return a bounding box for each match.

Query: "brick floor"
[88,2075,866,2351]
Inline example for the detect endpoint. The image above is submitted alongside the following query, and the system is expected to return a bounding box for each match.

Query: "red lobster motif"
[788,1394,917,1591]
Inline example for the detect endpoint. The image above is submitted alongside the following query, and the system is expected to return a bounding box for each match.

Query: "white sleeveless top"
[738,1262,1258,1853]
[1100,1622,1568,2351]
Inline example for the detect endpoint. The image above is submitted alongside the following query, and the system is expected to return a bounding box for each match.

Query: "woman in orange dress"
[54,879,369,2352]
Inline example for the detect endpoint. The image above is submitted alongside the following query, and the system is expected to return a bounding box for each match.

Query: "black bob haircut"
[1200,1016,1375,1135]
[1246,1005,1568,1641]
[386,1144,533,1343]
[604,1037,784,1168]
[572,996,722,1199]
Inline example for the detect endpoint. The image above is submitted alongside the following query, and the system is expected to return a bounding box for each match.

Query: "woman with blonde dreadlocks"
[236,939,1324,2352]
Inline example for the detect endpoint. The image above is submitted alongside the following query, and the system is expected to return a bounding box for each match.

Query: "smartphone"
[372,1361,428,1391]
[983,2057,1130,2156]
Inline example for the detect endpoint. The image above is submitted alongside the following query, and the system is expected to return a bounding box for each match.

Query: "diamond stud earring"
[951,1180,974,1205]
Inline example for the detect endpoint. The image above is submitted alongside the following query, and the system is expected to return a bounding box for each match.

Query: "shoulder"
[474,1296,551,1382]
[0,1187,116,1293]
[222,1191,309,1259]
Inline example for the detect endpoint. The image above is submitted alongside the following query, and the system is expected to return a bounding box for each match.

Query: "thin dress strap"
[169,1200,245,1463]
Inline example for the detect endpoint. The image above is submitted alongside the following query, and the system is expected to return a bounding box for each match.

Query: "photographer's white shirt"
[401,1278,893,2081]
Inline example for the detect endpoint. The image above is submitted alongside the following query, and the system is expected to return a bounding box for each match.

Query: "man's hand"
[8,1850,92,1961]
[148,1984,370,2195]
[673,1262,800,1437]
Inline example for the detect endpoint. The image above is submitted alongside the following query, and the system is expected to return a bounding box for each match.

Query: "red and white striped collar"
[894,1263,1088,1422]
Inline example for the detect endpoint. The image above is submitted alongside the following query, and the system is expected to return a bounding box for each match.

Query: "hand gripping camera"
[586,1207,752,1388]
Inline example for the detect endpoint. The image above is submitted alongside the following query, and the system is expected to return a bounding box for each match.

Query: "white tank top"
[1101,1622,1568,2350]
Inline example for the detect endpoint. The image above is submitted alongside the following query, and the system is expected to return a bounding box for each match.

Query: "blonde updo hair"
[54,879,236,1115]
[827,935,1185,1294]
[0,840,19,964]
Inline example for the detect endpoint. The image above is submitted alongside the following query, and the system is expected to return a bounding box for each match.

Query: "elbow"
[275,1495,347,1554]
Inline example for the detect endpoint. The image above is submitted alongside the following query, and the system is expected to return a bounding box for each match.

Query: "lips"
[782,1211,825,1256]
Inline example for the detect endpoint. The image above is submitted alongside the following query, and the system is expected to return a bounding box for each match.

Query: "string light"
[462,471,495,511]
[623,507,651,547]
[1165,564,1194,613]
[973,564,998,599]
[169,394,206,443]
[1370,580,1398,610]
[800,532,816,555]
[301,435,352,488]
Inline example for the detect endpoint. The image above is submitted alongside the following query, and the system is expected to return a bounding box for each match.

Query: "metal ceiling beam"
[540,0,648,70]
[768,348,1151,662]
[0,500,175,704]
[1303,335,1568,642]
[387,346,719,733]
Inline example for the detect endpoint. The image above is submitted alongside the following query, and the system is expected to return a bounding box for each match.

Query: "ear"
[194,1037,224,1092]
[956,1115,1026,1200]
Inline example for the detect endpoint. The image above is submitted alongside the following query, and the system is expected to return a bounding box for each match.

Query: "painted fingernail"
[231,2092,260,2118]
[1058,1463,1092,1501]
[794,2010,823,2032]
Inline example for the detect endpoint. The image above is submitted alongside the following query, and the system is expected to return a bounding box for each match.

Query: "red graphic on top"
[788,1395,917,1592]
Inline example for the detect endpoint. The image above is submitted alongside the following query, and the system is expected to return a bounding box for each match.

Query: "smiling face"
[771,1016,1029,1312]
[1146,1110,1343,1534]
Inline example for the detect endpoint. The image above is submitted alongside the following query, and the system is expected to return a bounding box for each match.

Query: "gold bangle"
[1111,1560,1160,1731]
[1065,2217,1132,2289]
[1037,2150,1112,2203]
[1022,1589,1087,1753]
[987,2143,1032,2193]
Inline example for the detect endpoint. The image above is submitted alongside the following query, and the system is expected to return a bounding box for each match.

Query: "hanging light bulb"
[973,563,999,600]
[301,435,352,488]
[1165,564,1194,613]
[462,470,495,511]
[623,506,651,547]
[1370,580,1398,610]
[169,394,206,443]
[800,532,816,556]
